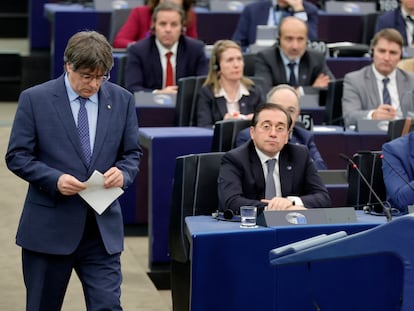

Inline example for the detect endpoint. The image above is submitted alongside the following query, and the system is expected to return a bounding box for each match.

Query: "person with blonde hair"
[196,39,264,127]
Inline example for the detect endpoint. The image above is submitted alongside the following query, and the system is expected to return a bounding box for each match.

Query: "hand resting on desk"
[262,197,307,211]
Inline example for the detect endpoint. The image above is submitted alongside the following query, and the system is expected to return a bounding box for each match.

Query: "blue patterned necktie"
[288,62,297,87]
[382,77,391,105]
[77,96,91,165]
[265,159,277,199]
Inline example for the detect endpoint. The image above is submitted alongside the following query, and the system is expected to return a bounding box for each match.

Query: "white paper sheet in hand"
[79,170,124,215]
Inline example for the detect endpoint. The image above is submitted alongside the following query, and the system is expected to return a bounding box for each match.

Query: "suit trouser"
[21,214,123,311]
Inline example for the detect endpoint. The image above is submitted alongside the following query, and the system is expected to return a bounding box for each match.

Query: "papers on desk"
[79,170,124,215]
[313,125,341,132]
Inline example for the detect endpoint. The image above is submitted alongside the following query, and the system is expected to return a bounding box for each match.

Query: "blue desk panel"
[139,127,214,266]
[318,13,363,43]
[44,4,111,78]
[327,57,371,79]
[186,215,402,311]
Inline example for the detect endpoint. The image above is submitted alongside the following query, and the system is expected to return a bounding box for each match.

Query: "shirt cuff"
[294,11,308,21]
[287,196,304,207]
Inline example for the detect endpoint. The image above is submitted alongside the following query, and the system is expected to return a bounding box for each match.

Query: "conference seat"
[324,78,344,126]
[387,118,414,140]
[345,151,386,211]
[108,8,132,47]
[210,119,251,152]
[169,152,225,311]
[361,12,380,45]
[175,75,206,126]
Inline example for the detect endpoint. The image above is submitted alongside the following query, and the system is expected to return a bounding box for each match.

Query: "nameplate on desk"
[256,207,357,227]
[134,92,176,107]
[356,119,388,132]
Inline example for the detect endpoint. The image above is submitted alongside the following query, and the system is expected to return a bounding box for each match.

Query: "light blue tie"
[265,159,277,199]
[77,97,91,165]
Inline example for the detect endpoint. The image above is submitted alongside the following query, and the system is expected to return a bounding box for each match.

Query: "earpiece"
[211,42,221,71]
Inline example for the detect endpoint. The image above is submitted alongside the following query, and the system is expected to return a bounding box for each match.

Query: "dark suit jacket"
[217,141,331,214]
[375,8,408,46]
[232,0,319,49]
[125,34,209,92]
[382,131,414,212]
[255,45,334,94]
[236,125,328,170]
[5,75,142,255]
[196,83,264,127]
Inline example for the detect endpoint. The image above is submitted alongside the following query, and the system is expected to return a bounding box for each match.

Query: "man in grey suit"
[254,16,333,95]
[5,31,142,310]
[342,28,414,128]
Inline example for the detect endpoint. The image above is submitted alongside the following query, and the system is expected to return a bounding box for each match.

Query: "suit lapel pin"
[107,104,111,109]
[286,165,292,170]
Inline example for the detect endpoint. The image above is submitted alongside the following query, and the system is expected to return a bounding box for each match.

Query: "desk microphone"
[339,153,392,222]
[223,209,234,220]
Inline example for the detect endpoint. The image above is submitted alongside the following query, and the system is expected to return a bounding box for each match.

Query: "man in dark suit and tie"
[218,102,331,215]
[375,0,414,47]
[125,1,208,94]
[232,0,319,50]
[254,16,333,95]
[5,31,142,310]
[236,84,328,170]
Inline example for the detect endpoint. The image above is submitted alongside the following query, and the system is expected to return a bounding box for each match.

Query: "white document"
[79,170,124,215]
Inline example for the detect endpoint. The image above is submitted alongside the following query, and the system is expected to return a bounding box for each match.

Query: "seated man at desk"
[218,102,331,215]
[124,2,208,93]
[375,0,414,47]
[113,0,198,48]
[382,131,414,213]
[236,84,328,170]
[342,28,414,128]
[254,16,333,95]
[232,0,319,50]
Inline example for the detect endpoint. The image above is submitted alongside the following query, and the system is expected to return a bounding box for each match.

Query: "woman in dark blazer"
[196,40,264,127]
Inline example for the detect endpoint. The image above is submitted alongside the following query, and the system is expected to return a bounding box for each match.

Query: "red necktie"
[165,51,174,87]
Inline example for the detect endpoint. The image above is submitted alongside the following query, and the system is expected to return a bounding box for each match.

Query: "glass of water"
[240,206,258,228]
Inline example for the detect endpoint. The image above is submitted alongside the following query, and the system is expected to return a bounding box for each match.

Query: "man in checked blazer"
[342,28,414,127]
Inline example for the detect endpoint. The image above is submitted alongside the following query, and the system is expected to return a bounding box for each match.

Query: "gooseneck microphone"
[339,153,392,222]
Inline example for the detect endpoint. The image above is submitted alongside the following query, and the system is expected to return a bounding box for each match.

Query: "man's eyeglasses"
[257,123,288,133]
[77,72,110,83]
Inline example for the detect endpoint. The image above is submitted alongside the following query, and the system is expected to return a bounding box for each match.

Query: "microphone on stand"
[339,153,392,222]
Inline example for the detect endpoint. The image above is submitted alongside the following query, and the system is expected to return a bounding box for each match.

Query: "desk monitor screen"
[209,0,254,12]
[356,119,388,132]
[324,1,377,14]
[255,25,278,46]
[134,92,176,107]
[299,94,319,108]
[94,0,143,11]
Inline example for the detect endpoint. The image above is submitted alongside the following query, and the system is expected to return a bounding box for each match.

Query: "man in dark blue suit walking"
[5,31,142,310]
